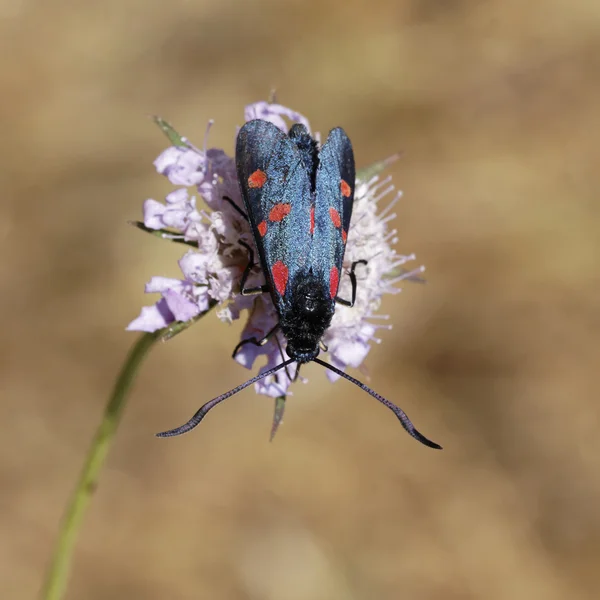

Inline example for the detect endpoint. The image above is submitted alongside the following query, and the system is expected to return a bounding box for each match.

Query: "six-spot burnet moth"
[157,119,442,449]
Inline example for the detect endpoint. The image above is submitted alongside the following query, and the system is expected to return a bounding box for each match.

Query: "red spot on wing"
[340,179,352,198]
[269,203,291,222]
[329,266,340,299]
[341,229,347,243]
[310,207,315,234]
[248,169,267,188]
[272,261,289,296]
[329,207,342,228]
[257,221,267,237]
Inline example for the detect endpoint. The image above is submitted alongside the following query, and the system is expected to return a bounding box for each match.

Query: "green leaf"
[270,396,287,442]
[356,153,401,183]
[152,116,186,147]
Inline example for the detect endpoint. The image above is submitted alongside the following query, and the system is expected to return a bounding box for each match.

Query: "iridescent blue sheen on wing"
[312,127,355,296]
[236,120,312,307]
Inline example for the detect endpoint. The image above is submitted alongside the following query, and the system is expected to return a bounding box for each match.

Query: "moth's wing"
[236,119,312,307]
[312,127,355,298]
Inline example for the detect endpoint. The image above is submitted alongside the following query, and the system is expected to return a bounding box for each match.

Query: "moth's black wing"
[312,127,355,298]
[236,119,312,311]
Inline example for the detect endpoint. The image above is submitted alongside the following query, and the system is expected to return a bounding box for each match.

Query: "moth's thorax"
[279,271,334,363]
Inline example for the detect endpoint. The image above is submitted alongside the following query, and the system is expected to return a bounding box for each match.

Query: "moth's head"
[285,338,320,363]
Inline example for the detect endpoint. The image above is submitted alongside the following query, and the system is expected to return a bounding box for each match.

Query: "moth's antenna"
[313,358,442,449]
[157,358,296,438]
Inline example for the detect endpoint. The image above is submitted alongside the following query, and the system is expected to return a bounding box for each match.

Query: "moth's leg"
[335,260,368,307]
[233,327,295,388]
[222,195,249,221]
[231,324,280,359]
[238,240,269,295]
[223,197,267,294]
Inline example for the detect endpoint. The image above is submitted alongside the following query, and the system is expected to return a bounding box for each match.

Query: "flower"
[127,101,424,398]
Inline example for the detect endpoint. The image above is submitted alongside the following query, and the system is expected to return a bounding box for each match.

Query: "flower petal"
[254,346,293,398]
[244,102,311,133]
[333,337,372,368]
[164,289,201,322]
[179,251,210,284]
[126,298,174,332]
[234,342,263,370]
[165,188,190,204]
[145,277,184,294]
[155,147,205,186]
[143,199,167,230]
[255,371,291,398]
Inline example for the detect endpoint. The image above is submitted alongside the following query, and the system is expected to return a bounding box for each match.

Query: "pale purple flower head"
[127,101,424,399]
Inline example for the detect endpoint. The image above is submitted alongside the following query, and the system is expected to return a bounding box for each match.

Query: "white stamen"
[382,283,403,295]
[181,136,205,157]
[386,266,426,285]
[379,212,397,225]
[383,229,397,242]
[365,174,380,188]
[373,185,395,204]
[160,233,185,240]
[390,253,416,268]
[370,175,393,196]
[378,191,402,218]
[198,209,212,222]
[181,119,214,174]
[203,119,215,153]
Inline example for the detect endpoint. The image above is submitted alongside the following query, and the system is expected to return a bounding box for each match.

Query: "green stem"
[40,331,161,600]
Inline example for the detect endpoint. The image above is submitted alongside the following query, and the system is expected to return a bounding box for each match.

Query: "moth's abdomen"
[279,273,334,363]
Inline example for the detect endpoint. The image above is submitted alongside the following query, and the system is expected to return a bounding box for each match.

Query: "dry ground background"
[2,0,600,599]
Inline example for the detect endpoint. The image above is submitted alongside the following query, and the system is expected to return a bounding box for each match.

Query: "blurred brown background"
[2,0,600,598]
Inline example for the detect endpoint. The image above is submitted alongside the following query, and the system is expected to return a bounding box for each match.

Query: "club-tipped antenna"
[157,358,296,438]
[313,357,442,449]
